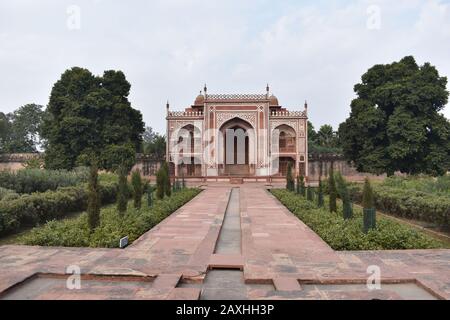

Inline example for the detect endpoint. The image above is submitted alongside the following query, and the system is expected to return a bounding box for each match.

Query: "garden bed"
[270,189,448,251]
[14,188,201,248]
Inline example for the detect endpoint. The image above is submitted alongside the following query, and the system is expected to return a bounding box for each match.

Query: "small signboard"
[119,236,129,248]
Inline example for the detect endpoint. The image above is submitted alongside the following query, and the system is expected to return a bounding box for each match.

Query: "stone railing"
[167,111,204,117]
[206,93,267,101]
[270,110,307,118]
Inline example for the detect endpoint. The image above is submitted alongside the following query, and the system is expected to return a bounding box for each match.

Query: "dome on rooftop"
[194,92,205,105]
[269,94,279,106]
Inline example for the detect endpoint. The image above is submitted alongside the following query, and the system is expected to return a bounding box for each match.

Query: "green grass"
[271,189,448,251]
[14,188,201,248]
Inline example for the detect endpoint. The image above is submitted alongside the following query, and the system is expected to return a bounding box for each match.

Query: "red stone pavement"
[0,184,449,300]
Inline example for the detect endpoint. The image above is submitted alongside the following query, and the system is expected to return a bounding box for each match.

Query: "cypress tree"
[317,178,324,207]
[117,164,128,214]
[87,161,100,231]
[300,175,306,197]
[362,178,376,233]
[156,166,166,199]
[335,171,353,220]
[306,186,314,201]
[131,169,143,209]
[147,184,153,207]
[286,163,295,192]
[162,162,171,197]
[296,176,301,194]
[328,166,337,213]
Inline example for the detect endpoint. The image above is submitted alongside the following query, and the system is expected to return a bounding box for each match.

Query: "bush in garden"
[18,188,202,248]
[317,178,324,208]
[271,189,443,250]
[335,171,353,220]
[87,163,100,231]
[299,175,306,197]
[0,187,18,201]
[0,167,89,194]
[131,170,143,209]
[286,163,295,192]
[117,165,129,214]
[296,176,300,194]
[328,166,337,213]
[0,181,118,236]
[362,178,376,233]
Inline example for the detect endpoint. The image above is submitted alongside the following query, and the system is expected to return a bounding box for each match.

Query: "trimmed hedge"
[0,182,118,236]
[0,168,89,194]
[17,188,201,248]
[349,185,450,228]
[271,189,445,250]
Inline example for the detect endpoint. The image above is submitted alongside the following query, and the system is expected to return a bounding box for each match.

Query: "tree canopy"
[41,67,144,170]
[308,121,341,154]
[142,126,166,158]
[339,56,450,176]
[0,104,44,153]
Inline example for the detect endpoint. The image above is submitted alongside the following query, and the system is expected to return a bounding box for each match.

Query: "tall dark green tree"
[42,67,144,170]
[339,56,450,176]
[362,178,376,233]
[335,171,353,220]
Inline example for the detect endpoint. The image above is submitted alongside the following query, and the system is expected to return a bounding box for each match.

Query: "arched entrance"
[218,117,255,176]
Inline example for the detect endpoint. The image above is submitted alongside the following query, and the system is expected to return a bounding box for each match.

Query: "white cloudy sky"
[1,0,449,134]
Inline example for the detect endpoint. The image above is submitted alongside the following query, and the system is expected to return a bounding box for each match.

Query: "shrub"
[0,181,118,236]
[271,189,444,250]
[131,170,143,209]
[18,188,201,248]
[306,186,314,202]
[0,187,18,201]
[147,184,154,207]
[0,168,89,194]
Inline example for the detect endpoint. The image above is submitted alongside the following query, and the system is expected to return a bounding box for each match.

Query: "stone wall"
[308,154,385,182]
[0,153,40,171]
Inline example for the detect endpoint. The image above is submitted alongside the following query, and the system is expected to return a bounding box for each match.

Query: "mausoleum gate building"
[166,85,308,182]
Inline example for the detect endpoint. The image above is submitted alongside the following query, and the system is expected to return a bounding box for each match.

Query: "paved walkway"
[0,184,449,300]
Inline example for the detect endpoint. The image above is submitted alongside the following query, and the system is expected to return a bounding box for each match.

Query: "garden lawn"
[15,188,201,248]
[271,189,448,251]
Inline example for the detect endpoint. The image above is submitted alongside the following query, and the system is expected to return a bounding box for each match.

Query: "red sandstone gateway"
[166,85,309,183]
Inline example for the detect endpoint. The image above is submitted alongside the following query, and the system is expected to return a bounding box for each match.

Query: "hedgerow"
[0,168,89,194]
[0,181,118,235]
[17,188,201,248]
[271,189,445,250]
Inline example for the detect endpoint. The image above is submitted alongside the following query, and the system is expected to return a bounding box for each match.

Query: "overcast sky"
[1,0,449,134]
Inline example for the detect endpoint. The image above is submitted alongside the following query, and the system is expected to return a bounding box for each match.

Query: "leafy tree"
[117,165,128,214]
[142,126,166,158]
[339,56,450,176]
[317,178,324,207]
[286,163,295,191]
[163,162,171,197]
[0,104,44,153]
[42,67,144,170]
[328,166,337,213]
[87,161,100,231]
[362,178,376,233]
[131,170,143,209]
